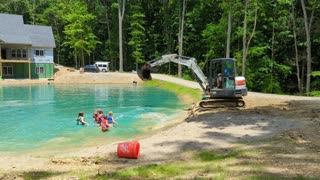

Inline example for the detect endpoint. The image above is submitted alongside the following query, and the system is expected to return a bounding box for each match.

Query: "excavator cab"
[209,58,236,90]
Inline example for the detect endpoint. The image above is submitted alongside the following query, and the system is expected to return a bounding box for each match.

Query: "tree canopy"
[1,0,320,95]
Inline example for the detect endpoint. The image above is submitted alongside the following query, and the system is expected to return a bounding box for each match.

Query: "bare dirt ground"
[0,66,320,179]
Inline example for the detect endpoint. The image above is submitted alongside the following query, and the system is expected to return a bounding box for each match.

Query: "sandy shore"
[1,66,320,177]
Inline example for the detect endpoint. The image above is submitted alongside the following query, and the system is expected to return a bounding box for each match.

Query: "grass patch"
[143,79,202,103]
[194,150,245,162]
[22,171,64,180]
[97,163,186,179]
[247,175,282,180]
[22,169,98,180]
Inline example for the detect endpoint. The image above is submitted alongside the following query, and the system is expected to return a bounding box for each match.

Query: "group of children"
[76,109,117,132]
[93,109,117,131]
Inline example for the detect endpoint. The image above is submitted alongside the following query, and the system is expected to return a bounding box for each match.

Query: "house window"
[22,49,27,58]
[35,49,44,56]
[35,66,45,74]
[3,66,13,76]
[17,49,21,58]
[10,48,28,59]
[11,49,16,58]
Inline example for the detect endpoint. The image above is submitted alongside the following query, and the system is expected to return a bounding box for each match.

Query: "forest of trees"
[1,0,319,95]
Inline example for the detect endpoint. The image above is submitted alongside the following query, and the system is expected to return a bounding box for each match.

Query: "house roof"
[0,13,56,48]
[24,25,56,48]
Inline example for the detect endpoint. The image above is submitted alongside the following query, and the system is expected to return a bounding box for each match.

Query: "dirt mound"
[53,66,143,84]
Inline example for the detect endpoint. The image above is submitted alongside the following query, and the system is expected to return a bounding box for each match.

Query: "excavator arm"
[145,54,208,91]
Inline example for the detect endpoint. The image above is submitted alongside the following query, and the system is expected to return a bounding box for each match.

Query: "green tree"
[118,0,126,72]
[40,0,66,65]
[90,0,119,71]
[62,1,101,68]
[0,0,32,21]
[242,0,258,77]
[178,0,186,78]
[128,0,145,71]
[300,0,317,95]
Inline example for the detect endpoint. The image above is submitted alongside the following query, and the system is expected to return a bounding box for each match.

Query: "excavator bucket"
[138,64,152,80]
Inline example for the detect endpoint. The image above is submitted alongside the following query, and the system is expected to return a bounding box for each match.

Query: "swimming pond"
[0,84,186,153]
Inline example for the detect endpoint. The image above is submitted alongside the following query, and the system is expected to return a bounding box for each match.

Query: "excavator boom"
[146,54,208,91]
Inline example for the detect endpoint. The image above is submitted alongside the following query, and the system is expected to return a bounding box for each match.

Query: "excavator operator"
[217,73,222,88]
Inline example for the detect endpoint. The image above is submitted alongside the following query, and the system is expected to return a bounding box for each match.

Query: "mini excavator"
[138,54,248,108]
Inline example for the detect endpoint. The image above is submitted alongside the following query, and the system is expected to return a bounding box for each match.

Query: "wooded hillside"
[1,0,319,95]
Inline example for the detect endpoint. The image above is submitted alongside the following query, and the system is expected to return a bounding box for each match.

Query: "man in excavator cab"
[216,73,222,88]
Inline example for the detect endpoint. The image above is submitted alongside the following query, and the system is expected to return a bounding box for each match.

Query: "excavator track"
[199,98,245,108]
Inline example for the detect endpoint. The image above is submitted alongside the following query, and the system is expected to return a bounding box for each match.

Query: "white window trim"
[35,49,45,57]
[3,66,13,76]
[11,49,16,58]
[22,49,27,58]
[11,48,28,59]
[35,66,45,74]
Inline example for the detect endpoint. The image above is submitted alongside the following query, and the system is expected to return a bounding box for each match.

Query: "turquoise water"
[0,84,186,152]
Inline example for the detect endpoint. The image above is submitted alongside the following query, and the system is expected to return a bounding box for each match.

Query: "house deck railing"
[0,59,31,63]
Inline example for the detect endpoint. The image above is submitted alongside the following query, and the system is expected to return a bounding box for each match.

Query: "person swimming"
[76,112,89,126]
[100,117,108,132]
[106,111,117,128]
[93,109,104,125]
[100,115,111,132]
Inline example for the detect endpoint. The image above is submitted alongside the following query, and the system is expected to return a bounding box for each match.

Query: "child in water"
[76,112,89,126]
[93,109,104,125]
[106,111,117,128]
[100,116,109,132]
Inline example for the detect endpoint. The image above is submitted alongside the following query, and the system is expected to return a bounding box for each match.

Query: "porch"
[0,45,32,79]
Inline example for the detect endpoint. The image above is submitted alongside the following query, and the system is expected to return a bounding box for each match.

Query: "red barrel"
[117,141,140,159]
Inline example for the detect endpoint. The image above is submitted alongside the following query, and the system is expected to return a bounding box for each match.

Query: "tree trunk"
[105,4,113,71]
[226,1,232,58]
[81,49,85,67]
[163,0,171,74]
[32,0,36,24]
[301,53,306,91]
[242,0,257,77]
[291,7,302,94]
[178,0,186,78]
[271,23,275,93]
[118,0,126,72]
[74,49,77,68]
[300,0,315,95]
[54,19,61,65]
[241,0,249,77]
[163,0,172,54]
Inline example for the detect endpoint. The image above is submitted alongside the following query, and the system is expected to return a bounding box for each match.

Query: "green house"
[0,13,56,79]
